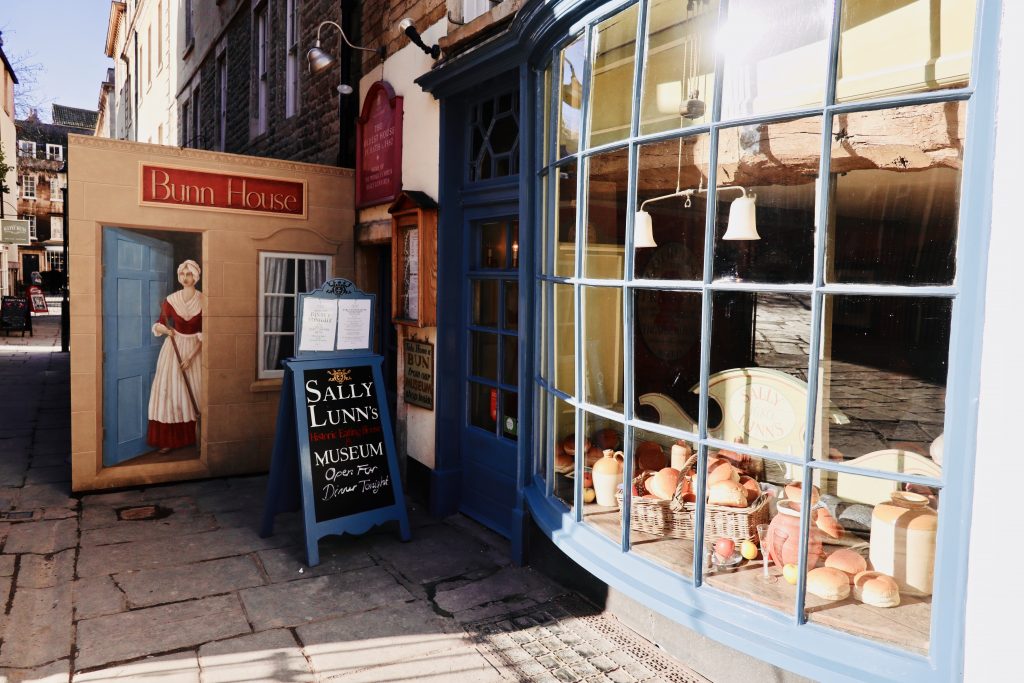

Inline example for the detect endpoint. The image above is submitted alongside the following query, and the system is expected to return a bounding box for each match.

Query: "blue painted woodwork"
[102,227,174,466]
[420,1,1004,680]
[261,357,410,566]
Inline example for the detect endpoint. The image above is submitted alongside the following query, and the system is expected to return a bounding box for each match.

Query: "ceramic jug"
[869,491,937,596]
[592,449,623,507]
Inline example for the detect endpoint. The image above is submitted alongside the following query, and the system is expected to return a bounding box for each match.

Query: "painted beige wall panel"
[68,136,355,492]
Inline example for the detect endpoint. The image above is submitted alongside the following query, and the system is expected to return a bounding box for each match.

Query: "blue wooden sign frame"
[261,279,410,566]
[294,278,376,359]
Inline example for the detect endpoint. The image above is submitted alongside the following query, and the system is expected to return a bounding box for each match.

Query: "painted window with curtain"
[258,252,332,378]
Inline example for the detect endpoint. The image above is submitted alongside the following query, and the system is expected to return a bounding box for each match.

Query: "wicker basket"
[614,457,770,543]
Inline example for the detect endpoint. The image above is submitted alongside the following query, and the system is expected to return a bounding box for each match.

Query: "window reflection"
[553,397,580,508]
[635,134,710,281]
[582,411,625,543]
[816,296,949,476]
[720,0,830,119]
[828,102,964,286]
[640,0,718,135]
[582,286,623,412]
[584,148,630,280]
[633,290,701,427]
[555,162,578,278]
[589,4,639,148]
[558,36,586,157]
[553,283,576,396]
[837,0,976,103]
[713,117,821,284]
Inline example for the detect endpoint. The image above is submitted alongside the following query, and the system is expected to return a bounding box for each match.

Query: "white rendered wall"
[964,0,1024,679]
[357,20,444,470]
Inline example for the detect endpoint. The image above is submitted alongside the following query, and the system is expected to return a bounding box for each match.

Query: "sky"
[1,0,114,121]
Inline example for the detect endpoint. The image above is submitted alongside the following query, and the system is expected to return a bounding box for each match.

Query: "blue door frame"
[432,78,532,561]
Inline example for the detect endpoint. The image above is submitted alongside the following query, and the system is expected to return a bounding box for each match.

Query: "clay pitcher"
[765,499,824,569]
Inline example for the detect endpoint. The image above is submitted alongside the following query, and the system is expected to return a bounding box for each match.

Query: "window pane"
[553,283,576,396]
[263,333,294,373]
[584,148,629,280]
[703,452,796,616]
[553,397,576,508]
[503,336,518,386]
[502,391,518,441]
[555,161,578,278]
[634,289,702,428]
[640,0,717,135]
[264,296,295,333]
[540,172,552,274]
[627,429,696,580]
[582,410,624,544]
[713,117,821,284]
[557,36,586,158]
[804,471,937,655]
[472,280,499,327]
[469,382,498,433]
[837,0,977,103]
[710,293,813,458]
[478,221,507,269]
[471,331,499,381]
[588,4,639,148]
[720,0,831,119]
[815,296,949,476]
[504,281,519,331]
[635,134,710,280]
[539,282,550,381]
[263,258,295,294]
[543,66,553,165]
[828,102,964,286]
[582,286,623,412]
[535,387,549,480]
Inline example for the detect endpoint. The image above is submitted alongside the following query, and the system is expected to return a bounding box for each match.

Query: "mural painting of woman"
[147,259,204,454]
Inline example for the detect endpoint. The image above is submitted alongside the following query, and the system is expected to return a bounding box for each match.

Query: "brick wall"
[359,0,446,72]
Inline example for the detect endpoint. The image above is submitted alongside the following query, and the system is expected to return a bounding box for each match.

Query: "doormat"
[464,595,710,683]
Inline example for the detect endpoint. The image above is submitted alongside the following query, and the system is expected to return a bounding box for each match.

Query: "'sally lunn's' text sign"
[403,339,434,410]
[303,365,394,522]
[140,164,306,218]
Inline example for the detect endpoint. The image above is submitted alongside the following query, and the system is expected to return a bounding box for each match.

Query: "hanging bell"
[722,192,760,240]
[634,210,658,248]
[683,98,705,119]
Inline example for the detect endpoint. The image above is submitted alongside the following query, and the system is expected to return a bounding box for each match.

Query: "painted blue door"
[102,227,174,465]
[460,212,520,537]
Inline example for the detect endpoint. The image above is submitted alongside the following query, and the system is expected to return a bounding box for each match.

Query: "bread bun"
[593,428,622,451]
[648,467,682,500]
[584,446,603,468]
[784,481,820,506]
[562,434,590,458]
[853,571,901,608]
[825,549,867,582]
[738,476,760,504]
[708,480,747,508]
[813,507,845,540]
[807,567,851,601]
[707,458,736,485]
[635,441,666,472]
[554,444,574,474]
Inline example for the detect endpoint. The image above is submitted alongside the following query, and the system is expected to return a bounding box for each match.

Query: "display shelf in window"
[389,191,438,328]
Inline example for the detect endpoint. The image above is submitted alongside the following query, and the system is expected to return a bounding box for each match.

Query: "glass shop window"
[258,252,332,379]
[535,0,979,661]
[469,90,520,181]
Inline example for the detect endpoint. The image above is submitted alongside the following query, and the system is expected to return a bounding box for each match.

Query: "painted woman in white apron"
[147,259,203,452]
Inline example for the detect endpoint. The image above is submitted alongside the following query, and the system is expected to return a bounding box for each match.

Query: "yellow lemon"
[740,540,758,561]
[583,488,596,504]
[783,564,799,585]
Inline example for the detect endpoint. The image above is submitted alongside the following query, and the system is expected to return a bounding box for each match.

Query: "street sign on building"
[356,81,403,208]
[1,219,31,246]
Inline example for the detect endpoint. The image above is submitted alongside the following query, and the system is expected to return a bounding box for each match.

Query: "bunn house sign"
[139,163,307,218]
[356,81,403,208]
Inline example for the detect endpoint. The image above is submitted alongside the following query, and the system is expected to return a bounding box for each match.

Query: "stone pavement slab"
[16,484,77,511]
[296,599,470,676]
[71,577,126,621]
[0,553,16,577]
[114,555,265,608]
[0,583,74,668]
[434,566,566,616]
[73,652,201,682]
[74,595,250,671]
[79,513,218,548]
[326,645,505,682]
[368,522,509,586]
[0,658,71,683]
[255,544,376,584]
[4,519,79,555]
[18,549,75,589]
[239,565,414,631]
[198,628,313,683]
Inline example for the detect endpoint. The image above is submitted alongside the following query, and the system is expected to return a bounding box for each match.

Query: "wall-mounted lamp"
[307,20,384,93]
[399,18,441,59]
[634,184,759,249]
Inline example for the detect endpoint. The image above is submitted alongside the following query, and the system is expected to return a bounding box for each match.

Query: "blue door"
[102,227,174,465]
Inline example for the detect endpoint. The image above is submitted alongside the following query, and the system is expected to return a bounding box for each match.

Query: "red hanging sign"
[356,81,403,208]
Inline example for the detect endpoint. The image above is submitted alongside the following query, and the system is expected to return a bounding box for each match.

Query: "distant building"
[15,105,97,292]
[94,68,116,138]
[0,31,18,295]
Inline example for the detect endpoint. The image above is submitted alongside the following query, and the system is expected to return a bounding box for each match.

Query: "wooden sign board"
[403,339,434,410]
[261,279,409,565]
[139,163,307,219]
[1,297,31,335]
[356,81,403,208]
[27,286,48,314]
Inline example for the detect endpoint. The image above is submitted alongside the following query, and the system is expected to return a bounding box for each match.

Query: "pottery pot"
[592,449,623,507]
[765,499,824,569]
[869,491,937,596]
